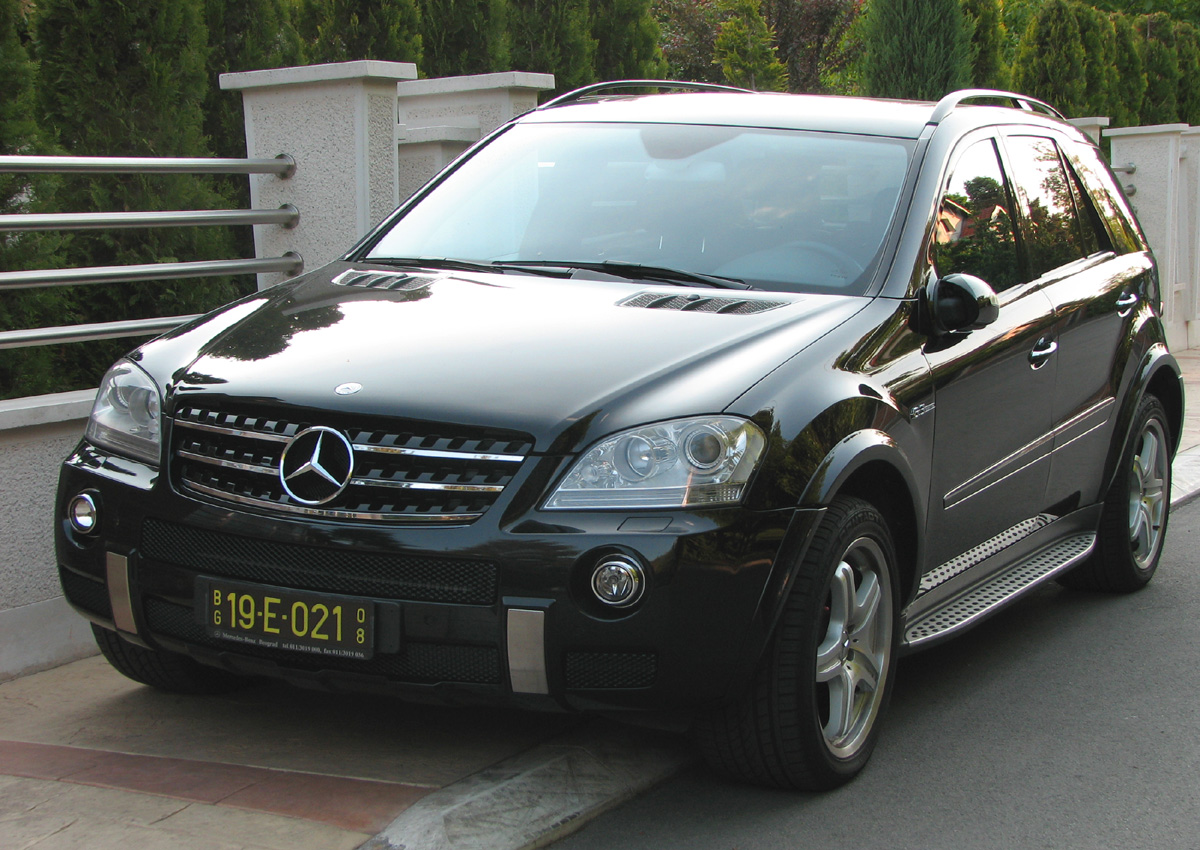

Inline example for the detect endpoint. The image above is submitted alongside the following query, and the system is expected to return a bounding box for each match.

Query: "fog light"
[67,493,99,534]
[591,557,646,608]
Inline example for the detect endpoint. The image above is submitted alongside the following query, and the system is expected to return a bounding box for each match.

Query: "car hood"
[162,263,866,453]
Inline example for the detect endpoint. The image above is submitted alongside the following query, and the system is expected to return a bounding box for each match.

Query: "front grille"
[141,518,498,605]
[171,403,533,523]
[565,651,657,689]
[144,598,500,684]
[60,568,112,619]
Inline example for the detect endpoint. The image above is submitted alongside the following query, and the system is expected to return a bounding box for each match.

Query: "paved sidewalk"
[3,353,1198,850]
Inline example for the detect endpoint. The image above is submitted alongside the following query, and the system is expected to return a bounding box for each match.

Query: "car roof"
[518,89,1072,141]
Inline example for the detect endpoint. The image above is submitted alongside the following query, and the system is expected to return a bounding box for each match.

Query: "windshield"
[366,122,913,294]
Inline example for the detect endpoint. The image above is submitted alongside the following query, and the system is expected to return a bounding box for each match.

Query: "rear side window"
[1068,143,1146,255]
[1004,136,1096,279]
[931,138,1022,292]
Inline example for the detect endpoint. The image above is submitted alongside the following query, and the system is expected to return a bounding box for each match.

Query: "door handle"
[1029,337,1057,369]
[1116,291,1139,317]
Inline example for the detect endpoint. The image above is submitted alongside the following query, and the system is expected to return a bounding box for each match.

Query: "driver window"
[931,139,1021,292]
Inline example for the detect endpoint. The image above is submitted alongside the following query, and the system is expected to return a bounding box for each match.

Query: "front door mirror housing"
[927,273,1000,335]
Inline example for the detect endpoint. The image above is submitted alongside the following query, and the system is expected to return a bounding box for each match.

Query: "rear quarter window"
[1066,142,1146,255]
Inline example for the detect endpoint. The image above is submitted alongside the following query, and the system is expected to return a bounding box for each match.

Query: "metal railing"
[0,154,303,350]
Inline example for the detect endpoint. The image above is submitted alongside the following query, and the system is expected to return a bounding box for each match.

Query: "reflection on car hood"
[168,264,867,453]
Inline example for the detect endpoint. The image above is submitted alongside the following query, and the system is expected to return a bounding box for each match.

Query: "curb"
[361,720,695,850]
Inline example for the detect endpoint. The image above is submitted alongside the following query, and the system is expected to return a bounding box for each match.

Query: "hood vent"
[619,291,791,315]
[332,269,437,291]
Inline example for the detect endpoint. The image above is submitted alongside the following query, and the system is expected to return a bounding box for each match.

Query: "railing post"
[1106,123,1192,350]
[220,61,419,290]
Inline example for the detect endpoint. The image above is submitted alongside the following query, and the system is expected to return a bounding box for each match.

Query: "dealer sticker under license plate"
[198,577,375,660]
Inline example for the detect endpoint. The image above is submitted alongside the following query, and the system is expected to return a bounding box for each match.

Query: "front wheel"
[695,496,900,790]
[1059,394,1173,593]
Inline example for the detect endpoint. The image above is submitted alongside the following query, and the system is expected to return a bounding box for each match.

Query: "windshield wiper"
[367,257,571,278]
[502,260,755,290]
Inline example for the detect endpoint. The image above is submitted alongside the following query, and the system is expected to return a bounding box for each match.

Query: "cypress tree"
[1110,12,1145,127]
[713,0,788,91]
[652,0,723,84]
[300,0,423,67]
[509,0,597,93]
[963,0,1011,90]
[1074,3,1117,118]
[592,0,668,80]
[0,0,70,398]
[762,0,860,94]
[1014,0,1086,117]
[1175,21,1200,125]
[36,0,242,390]
[861,0,972,101]
[420,0,511,77]
[1138,13,1179,124]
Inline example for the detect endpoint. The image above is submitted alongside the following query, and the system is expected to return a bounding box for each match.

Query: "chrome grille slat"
[352,443,525,463]
[172,404,532,523]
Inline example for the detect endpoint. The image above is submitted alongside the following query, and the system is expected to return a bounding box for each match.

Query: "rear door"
[1000,133,1155,509]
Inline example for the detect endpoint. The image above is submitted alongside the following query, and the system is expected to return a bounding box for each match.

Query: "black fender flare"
[1101,343,1183,499]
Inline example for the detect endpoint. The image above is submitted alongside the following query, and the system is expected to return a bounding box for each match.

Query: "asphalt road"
[550,498,1200,850]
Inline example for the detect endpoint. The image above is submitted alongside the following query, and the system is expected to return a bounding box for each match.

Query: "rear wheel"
[1059,394,1172,593]
[92,624,248,694]
[696,496,900,790]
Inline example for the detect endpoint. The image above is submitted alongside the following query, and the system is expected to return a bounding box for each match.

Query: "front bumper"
[55,442,818,713]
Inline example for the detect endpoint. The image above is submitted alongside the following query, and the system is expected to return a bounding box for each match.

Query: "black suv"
[56,83,1183,790]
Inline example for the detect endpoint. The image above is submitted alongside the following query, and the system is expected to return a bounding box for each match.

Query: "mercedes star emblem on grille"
[279,426,355,505]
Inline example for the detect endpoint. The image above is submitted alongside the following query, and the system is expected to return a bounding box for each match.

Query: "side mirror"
[927,273,1000,335]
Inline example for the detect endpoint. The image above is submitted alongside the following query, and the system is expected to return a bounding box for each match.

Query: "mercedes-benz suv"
[56,83,1183,790]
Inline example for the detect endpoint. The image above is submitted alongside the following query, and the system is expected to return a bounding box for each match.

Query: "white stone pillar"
[1106,124,1191,350]
[220,61,419,289]
[394,72,556,201]
[1068,116,1110,145]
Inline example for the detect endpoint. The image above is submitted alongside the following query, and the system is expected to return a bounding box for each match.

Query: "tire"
[695,496,900,790]
[1059,394,1172,593]
[92,624,248,695]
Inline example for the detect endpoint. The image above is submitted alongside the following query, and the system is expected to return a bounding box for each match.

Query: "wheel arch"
[1102,344,1183,498]
[798,430,925,608]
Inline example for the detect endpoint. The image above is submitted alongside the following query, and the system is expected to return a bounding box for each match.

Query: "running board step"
[903,533,1096,648]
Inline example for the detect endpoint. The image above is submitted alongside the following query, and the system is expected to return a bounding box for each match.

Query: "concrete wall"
[0,392,99,681]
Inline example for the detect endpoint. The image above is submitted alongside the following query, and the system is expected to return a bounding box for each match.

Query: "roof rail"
[539,80,752,110]
[930,89,1065,124]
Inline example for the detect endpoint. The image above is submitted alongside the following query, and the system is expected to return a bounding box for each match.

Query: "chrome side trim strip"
[177,450,277,476]
[174,419,291,443]
[507,608,549,694]
[351,476,505,493]
[352,443,525,463]
[181,480,483,523]
[106,552,137,634]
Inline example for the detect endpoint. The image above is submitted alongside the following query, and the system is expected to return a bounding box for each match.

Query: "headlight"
[544,416,766,510]
[85,360,162,465]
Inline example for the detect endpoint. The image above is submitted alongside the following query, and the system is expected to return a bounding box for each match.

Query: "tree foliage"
[509,0,597,92]
[861,0,972,100]
[1014,0,1086,117]
[963,0,1011,90]
[652,0,723,82]
[714,0,788,90]
[420,0,512,77]
[299,0,424,66]
[762,0,860,93]
[592,0,668,80]
[1139,12,1180,123]
[1110,11,1146,126]
[34,0,242,392]
[1075,3,1117,117]
[1174,20,1200,124]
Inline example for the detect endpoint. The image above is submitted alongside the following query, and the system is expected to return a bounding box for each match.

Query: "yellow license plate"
[198,577,375,660]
